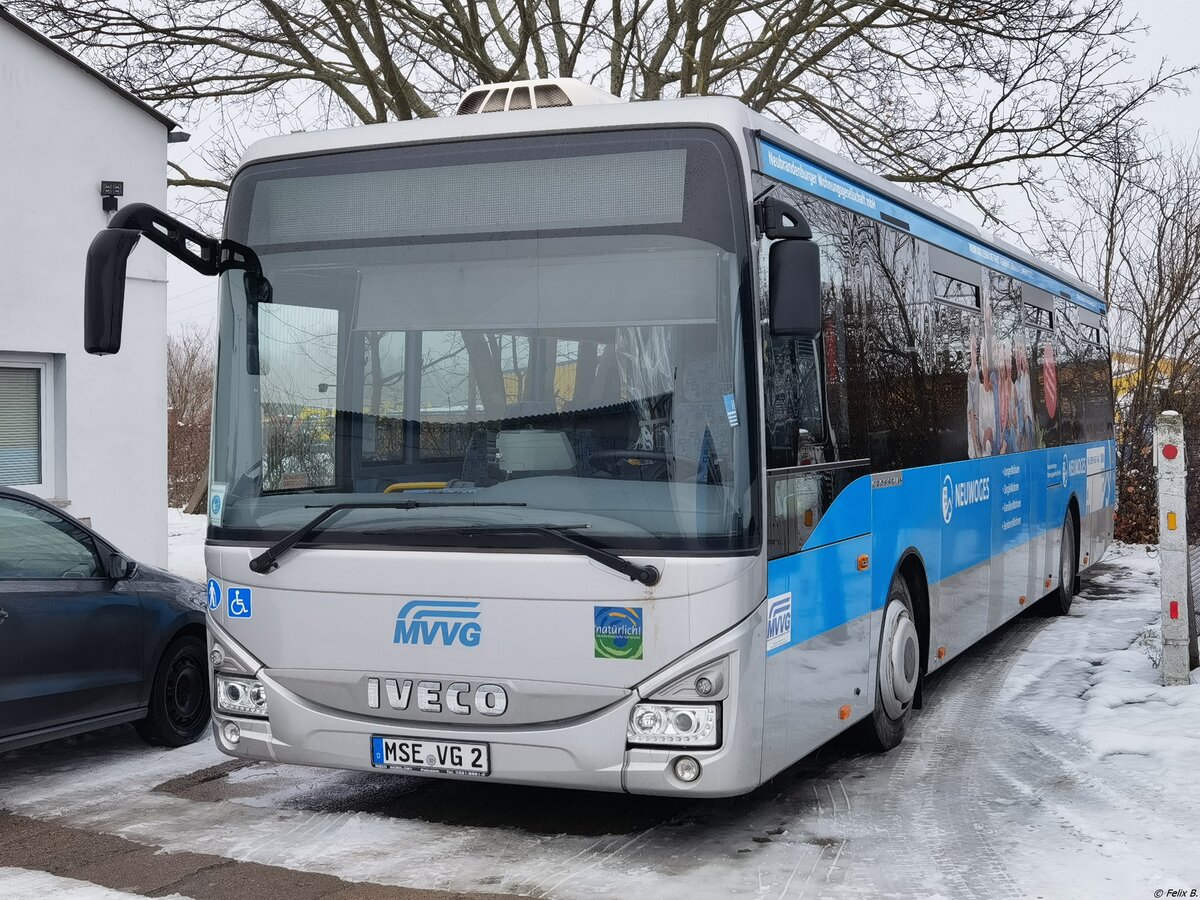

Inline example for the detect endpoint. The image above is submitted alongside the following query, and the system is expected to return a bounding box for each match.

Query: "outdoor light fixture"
[100,180,123,213]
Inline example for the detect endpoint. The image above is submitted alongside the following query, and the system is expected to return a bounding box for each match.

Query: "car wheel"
[1043,512,1077,616]
[860,572,920,752]
[135,634,210,747]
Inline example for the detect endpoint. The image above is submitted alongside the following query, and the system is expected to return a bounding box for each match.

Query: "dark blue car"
[0,486,208,750]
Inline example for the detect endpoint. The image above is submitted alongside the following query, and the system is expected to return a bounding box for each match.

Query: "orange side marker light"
[936,646,947,660]
[857,554,869,571]
[838,705,852,720]
[1019,595,1027,606]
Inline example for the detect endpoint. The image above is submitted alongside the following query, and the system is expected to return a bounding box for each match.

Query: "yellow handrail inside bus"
[383,482,449,493]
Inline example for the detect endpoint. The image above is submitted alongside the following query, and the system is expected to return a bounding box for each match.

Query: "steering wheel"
[587,449,705,482]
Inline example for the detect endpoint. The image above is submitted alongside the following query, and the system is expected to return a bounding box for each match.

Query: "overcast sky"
[163,1,1200,335]
[1126,0,1200,142]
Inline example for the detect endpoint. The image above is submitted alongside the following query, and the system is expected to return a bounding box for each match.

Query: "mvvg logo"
[766,593,792,653]
[394,600,481,647]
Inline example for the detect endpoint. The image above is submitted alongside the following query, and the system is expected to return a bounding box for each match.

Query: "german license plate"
[370,735,490,775]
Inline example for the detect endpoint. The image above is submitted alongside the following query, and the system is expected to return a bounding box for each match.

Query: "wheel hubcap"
[165,652,206,732]
[880,600,920,720]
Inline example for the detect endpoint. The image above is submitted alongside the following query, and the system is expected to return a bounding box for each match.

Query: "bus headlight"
[215,674,269,718]
[627,703,718,747]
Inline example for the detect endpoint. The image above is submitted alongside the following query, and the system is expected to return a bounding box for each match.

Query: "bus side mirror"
[84,228,141,355]
[769,238,822,337]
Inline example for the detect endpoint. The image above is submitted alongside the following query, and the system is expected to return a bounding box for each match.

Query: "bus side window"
[865,227,933,470]
[1021,284,1057,450]
[768,470,826,558]
[764,335,823,469]
[1055,301,1083,445]
[929,300,970,462]
[1077,314,1113,442]
[985,272,1028,456]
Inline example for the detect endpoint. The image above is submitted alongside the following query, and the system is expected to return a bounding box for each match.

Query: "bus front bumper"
[209,625,765,797]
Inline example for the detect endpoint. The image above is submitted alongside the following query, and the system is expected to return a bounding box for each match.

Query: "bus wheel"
[861,573,921,752]
[1043,512,1077,617]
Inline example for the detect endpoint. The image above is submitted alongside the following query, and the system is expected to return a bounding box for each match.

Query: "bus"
[83,78,1115,797]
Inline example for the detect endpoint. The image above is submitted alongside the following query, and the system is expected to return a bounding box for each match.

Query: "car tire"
[859,572,921,752]
[135,634,210,747]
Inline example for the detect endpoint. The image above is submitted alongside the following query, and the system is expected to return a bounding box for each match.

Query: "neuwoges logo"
[393,600,481,647]
[941,474,991,524]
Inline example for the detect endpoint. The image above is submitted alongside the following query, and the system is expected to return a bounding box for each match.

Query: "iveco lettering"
[82,76,1114,796]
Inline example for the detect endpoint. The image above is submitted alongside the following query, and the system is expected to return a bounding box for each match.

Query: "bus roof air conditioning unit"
[455,78,624,115]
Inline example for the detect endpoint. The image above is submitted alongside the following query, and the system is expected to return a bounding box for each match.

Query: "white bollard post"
[1154,410,1196,685]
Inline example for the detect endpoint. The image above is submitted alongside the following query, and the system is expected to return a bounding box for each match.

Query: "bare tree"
[167,322,215,507]
[1037,140,1200,541]
[11,0,1191,223]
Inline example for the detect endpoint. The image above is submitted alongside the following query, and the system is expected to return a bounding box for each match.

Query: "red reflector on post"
[1170,601,1180,620]
[1163,443,1179,460]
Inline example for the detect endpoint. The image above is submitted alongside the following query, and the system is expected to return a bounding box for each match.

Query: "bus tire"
[860,572,921,752]
[1043,511,1077,617]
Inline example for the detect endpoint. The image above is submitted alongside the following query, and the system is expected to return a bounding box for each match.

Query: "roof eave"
[0,5,179,132]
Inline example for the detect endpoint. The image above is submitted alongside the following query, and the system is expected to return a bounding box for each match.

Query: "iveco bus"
[83,78,1114,796]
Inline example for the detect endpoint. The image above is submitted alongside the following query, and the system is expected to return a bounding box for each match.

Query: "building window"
[0,361,48,489]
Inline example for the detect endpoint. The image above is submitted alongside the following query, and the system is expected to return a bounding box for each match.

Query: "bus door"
[763,446,873,767]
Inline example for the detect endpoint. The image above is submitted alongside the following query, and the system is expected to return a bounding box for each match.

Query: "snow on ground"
[166,507,207,583]
[0,868,191,900]
[1004,543,1200,762]
[4,540,1197,898]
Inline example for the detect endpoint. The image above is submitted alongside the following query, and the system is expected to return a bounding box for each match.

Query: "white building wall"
[0,20,170,564]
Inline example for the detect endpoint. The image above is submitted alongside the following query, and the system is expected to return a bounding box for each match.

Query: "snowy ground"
[2,538,1197,898]
[0,870,189,900]
[165,508,207,583]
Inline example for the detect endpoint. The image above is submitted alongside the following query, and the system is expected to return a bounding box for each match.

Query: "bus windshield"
[210,128,757,554]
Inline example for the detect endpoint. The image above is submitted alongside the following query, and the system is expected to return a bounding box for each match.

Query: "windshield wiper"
[248,500,527,574]
[454,524,661,586]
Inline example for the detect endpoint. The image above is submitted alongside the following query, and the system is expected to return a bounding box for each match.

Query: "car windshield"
[210,128,757,554]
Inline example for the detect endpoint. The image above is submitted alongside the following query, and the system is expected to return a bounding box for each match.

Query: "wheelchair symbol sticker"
[207,579,221,612]
[228,587,252,619]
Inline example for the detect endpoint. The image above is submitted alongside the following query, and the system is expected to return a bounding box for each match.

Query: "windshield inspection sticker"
[207,579,222,612]
[228,587,253,619]
[594,607,643,660]
[209,482,227,526]
[723,393,739,427]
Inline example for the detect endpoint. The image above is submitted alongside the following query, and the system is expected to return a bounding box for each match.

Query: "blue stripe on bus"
[755,139,1105,314]
[766,441,1115,656]
[799,473,871,549]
